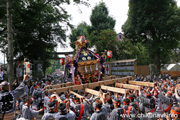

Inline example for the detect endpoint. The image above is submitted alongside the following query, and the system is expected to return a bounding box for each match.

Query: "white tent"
[161,63,180,71]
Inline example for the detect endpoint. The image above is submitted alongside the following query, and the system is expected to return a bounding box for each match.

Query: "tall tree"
[0,0,89,79]
[7,0,14,87]
[88,2,115,32]
[88,2,118,59]
[122,0,180,73]
[69,22,89,50]
[88,29,120,60]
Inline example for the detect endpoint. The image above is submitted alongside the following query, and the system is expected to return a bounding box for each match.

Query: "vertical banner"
[24,62,30,75]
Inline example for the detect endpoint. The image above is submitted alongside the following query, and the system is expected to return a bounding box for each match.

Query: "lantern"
[60,58,65,65]
[66,55,71,63]
[107,50,112,58]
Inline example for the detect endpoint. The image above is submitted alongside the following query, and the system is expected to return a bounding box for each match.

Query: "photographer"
[0,74,29,120]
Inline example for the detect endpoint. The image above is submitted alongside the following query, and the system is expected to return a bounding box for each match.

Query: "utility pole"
[7,0,14,89]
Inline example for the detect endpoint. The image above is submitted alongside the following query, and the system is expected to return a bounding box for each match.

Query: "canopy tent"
[161,63,180,77]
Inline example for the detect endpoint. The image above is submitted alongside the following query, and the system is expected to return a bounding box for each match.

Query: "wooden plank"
[69,91,83,98]
[85,88,106,98]
[48,87,69,93]
[85,88,100,97]
[129,81,154,87]
[98,81,104,86]
[117,78,128,83]
[46,85,52,89]
[111,75,116,79]
[50,84,61,89]
[45,82,74,89]
[70,85,84,91]
[101,85,126,94]
[115,83,140,90]
[88,82,100,89]
[65,82,74,87]
[103,80,115,85]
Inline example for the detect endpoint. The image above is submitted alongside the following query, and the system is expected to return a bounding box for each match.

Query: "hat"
[123,98,130,105]
[128,94,135,99]
[93,97,100,101]
[58,103,67,112]
[48,101,56,109]
[33,84,38,88]
[167,91,172,96]
[146,92,151,97]
[51,94,56,99]
[1,81,9,86]
[114,99,121,105]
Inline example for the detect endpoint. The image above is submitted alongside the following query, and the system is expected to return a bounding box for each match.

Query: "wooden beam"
[101,85,126,94]
[85,88,106,98]
[46,76,132,91]
[103,80,115,85]
[69,91,83,99]
[85,88,100,97]
[115,83,140,90]
[64,82,74,87]
[129,81,154,87]
[45,82,74,89]
[70,84,84,91]
[48,87,69,93]
[88,82,100,89]
[116,78,128,83]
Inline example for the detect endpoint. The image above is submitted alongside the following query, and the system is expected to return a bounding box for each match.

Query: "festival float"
[63,36,106,85]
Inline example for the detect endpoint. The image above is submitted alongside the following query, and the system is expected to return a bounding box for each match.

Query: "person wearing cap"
[0,74,28,120]
[109,99,126,120]
[158,89,173,113]
[21,96,43,120]
[42,100,57,120]
[81,94,93,119]
[139,87,156,114]
[32,84,41,110]
[55,102,76,120]
[72,97,88,120]
[101,94,113,119]
[174,85,180,107]
[29,81,35,95]
[128,94,139,114]
[43,91,50,113]
[90,99,107,120]
[169,107,180,120]
[123,98,137,120]
[152,89,163,114]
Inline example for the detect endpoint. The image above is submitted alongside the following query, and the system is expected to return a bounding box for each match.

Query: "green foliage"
[170,42,180,63]
[87,2,119,60]
[121,38,149,65]
[88,2,115,33]
[88,29,120,60]
[46,59,64,74]
[122,0,180,72]
[0,0,89,71]
[69,22,89,49]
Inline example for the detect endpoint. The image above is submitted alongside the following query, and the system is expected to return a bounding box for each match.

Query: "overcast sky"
[0,0,180,63]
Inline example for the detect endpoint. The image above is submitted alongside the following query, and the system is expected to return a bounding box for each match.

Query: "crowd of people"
[0,73,180,120]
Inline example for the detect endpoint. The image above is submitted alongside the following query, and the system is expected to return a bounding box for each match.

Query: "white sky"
[0,0,180,63]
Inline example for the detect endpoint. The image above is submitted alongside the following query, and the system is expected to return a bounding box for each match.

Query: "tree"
[121,38,149,65]
[69,22,89,50]
[122,0,180,73]
[88,29,120,60]
[0,0,89,79]
[88,2,118,59]
[7,0,14,87]
[88,2,115,32]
